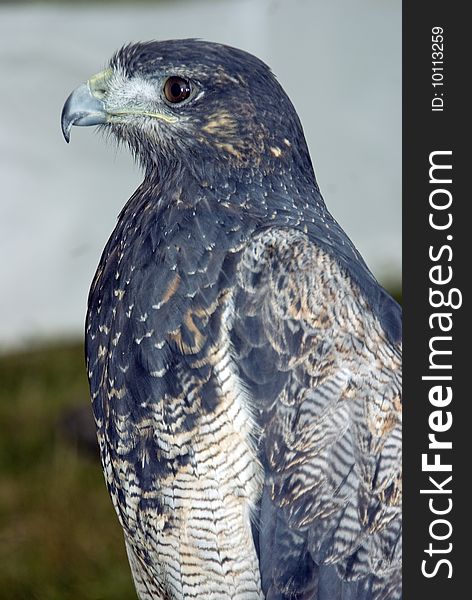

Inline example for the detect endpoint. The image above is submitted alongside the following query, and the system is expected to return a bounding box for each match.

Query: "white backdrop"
[0,0,401,350]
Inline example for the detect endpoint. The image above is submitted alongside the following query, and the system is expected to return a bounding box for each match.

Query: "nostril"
[92,86,107,100]
[88,68,113,101]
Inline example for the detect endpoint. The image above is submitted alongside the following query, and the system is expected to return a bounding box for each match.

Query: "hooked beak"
[62,68,179,143]
[61,70,111,143]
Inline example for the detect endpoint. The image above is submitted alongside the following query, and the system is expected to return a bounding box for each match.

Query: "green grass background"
[0,342,135,600]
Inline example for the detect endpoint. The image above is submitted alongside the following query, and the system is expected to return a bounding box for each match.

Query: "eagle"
[61,40,402,600]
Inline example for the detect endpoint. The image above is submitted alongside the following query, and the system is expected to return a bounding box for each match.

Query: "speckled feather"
[82,40,402,600]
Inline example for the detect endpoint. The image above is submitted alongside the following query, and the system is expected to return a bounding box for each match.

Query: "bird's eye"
[163,76,191,104]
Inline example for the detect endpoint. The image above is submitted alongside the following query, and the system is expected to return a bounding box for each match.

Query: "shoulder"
[236,226,401,350]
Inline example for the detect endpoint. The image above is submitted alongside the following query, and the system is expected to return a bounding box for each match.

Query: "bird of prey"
[62,40,402,600]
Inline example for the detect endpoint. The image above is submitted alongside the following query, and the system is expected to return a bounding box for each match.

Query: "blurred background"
[0,0,401,598]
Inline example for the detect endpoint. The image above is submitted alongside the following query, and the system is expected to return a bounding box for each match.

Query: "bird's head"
[61,39,312,178]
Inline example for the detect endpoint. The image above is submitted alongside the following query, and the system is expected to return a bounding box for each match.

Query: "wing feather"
[231,227,402,600]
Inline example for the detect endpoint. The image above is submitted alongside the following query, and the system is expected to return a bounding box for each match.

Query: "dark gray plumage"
[62,40,402,600]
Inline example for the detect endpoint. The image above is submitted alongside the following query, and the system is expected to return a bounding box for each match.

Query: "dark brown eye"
[163,76,191,104]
